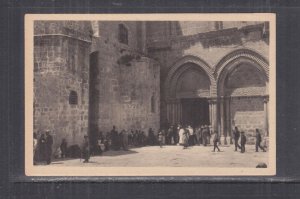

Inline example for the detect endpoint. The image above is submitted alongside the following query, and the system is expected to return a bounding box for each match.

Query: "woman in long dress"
[178,126,185,145]
[182,128,189,149]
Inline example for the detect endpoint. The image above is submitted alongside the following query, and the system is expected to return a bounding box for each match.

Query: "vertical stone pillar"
[174,99,178,125]
[264,96,269,136]
[171,99,176,125]
[225,97,233,144]
[219,97,227,145]
[178,100,182,125]
[166,100,171,125]
[208,98,217,133]
[209,102,212,128]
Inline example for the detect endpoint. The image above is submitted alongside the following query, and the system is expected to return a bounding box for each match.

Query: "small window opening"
[69,90,78,105]
[151,95,155,113]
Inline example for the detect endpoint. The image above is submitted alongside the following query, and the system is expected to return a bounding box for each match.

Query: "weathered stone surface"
[34,22,91,153]
[33,21,270,158]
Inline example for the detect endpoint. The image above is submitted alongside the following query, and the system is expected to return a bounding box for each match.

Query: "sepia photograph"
[25,14,276,176]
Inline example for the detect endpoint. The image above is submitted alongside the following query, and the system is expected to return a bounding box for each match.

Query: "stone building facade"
[34,20,269,153]
[146,21,269,144]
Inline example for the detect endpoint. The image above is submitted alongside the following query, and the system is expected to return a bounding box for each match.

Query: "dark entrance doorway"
[181,98,209,127]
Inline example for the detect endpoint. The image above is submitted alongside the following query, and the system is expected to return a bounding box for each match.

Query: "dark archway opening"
[181,98,209,127]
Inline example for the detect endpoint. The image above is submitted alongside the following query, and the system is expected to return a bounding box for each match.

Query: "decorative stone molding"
[214,49,269,80]
[164,55,216,100]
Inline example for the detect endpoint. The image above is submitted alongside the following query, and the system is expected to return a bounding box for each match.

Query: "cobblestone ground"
[46,144,268,168]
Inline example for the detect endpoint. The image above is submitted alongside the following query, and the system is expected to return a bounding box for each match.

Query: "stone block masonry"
[34,21,92,154]
[90,29,160,136]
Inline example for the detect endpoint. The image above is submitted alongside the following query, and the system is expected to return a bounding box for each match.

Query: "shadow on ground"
[101,149,138,157]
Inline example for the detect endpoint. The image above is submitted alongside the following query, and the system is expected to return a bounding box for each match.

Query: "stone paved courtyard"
[45,144,268,168]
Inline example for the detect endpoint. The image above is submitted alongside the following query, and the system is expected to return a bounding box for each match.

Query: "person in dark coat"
[212,131,221,152]
[148,128,155,145]
[45,130,53,164]
[240,131,247,153]
[60,138,68,158]
[111,126,119,150]
[36,133,47,163]
[81,135,90,163]
[255,129,266,152]
[202,125,208,146]
[166,126,172,145]
[233,127,241,151]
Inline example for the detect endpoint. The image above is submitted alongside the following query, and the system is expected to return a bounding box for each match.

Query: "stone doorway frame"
[163,55,215,127]
[214,49,270,145]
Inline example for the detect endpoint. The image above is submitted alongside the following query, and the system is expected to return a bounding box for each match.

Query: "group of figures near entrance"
[33,125,267,165]
[157,125,268,154]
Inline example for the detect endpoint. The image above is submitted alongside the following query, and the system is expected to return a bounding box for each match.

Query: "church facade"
[33,21,270,152]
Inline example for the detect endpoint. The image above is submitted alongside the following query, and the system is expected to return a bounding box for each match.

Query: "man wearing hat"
[240,131,247,153]
[81,135,90,163]
[45,130,53,165]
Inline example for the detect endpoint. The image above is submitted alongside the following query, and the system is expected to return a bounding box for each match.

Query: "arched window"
[69,90,78,105]
[118,24,128,45]
[151,95,155,113]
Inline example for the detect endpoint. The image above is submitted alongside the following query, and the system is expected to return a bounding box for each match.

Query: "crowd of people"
[33,130,53,165]
[33,125,267,164]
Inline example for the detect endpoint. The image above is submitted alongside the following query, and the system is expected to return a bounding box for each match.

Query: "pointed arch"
[164,55,215,100]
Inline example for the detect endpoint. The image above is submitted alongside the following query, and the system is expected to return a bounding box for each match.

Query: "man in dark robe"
[240,131,247,153]
[45,130,53,164]
[148,128,155,145]
[202,126,208,146]
[60,138,68,158]
[111,126,119,150]
[233,126,241,151]
[167,126,173,145]
[36,133,46,163]
[81,135,90,163]
[212,131,221,152]
[255,129,266,152]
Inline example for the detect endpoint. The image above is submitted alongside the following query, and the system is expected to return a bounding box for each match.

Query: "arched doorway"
[163,56,215,128]
[216,50,269,144]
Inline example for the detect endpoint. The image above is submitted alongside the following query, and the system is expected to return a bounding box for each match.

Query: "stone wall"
[90,24,160,137]
[34,21,91,154]
[230,97,265,144]
[146,22,270,143]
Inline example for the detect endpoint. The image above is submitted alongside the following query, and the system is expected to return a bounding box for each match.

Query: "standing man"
[111,126,119,150]
[240,131,247,153]
[187,125,195,146]
[45,130,53,165]
[255,129,266,152]
[81,135,90,163]
[60,138,68,158]
[233,127,241,151]
[212,131,221,152]
[202,125,208,146]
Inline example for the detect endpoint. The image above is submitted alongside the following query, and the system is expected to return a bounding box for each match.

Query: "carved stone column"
[263,96,269,136]
[225,97,233,144]
[219,97,227,145]
[166,100,171,125]
[208,98,217,133]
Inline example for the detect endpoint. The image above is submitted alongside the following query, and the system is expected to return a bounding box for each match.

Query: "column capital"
[218,96,225,102]
[208,97,217,104]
